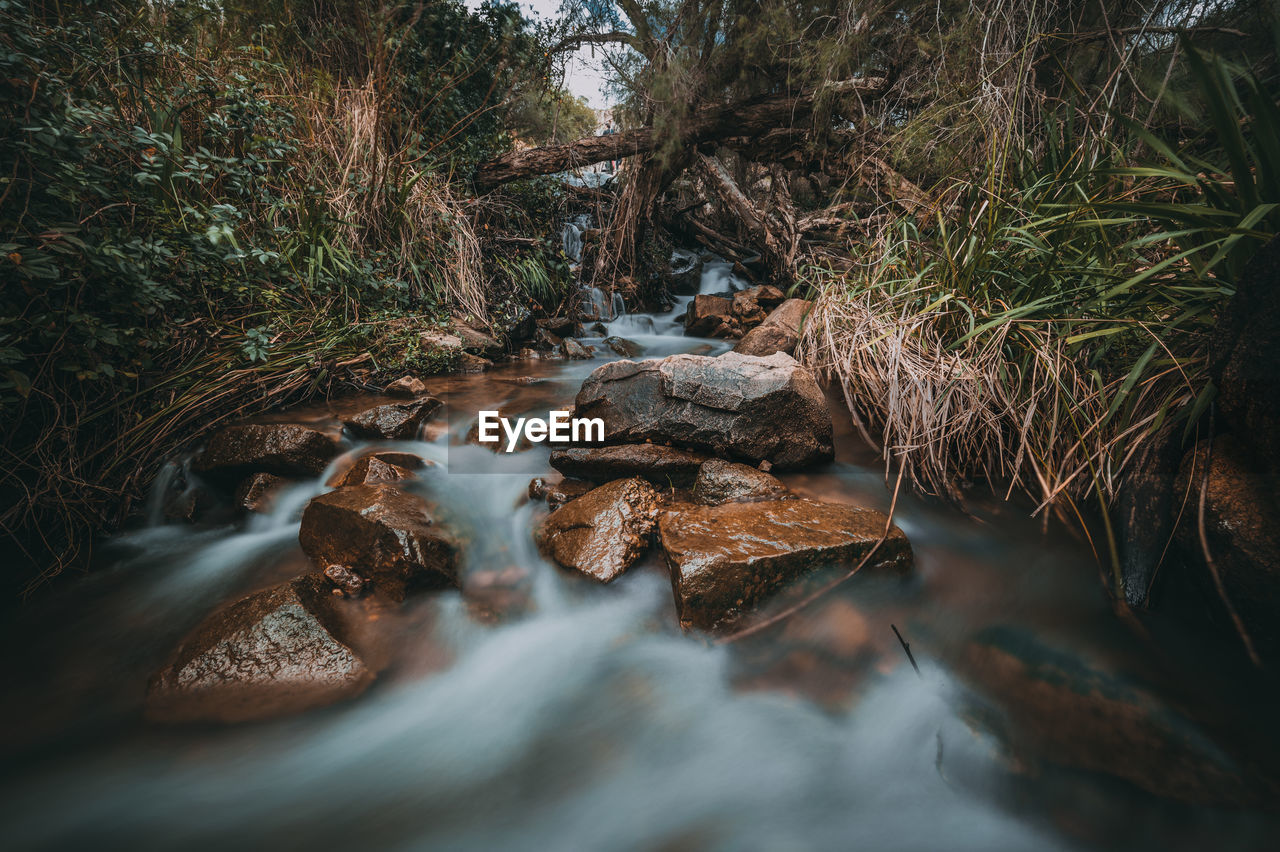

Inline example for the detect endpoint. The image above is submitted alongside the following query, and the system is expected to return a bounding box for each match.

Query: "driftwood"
[696,153,798,283]
[474,78,887,190]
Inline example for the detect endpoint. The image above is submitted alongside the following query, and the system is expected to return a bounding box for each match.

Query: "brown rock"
[535,477,660,582]
[537,316,578,338]
[658,498,911,631]
[235,472,287,513]
[299,484,459,601]
[550,444,709,487]
[384,375,428,397]
[324,564,366,597]
[573,351,834,469]
[452,319,502,356]
[684,294,735,337]
[329,455,417,488]
[604,336,645,358]
[731,289,767,327]
[456,352,491,373]
[343,399,441,441]
[693,459,790,505]
[146,575,373,723]
[193,423,338,480]
[528,477,596,510]
[734,298,812,357]
[560,337,594,359]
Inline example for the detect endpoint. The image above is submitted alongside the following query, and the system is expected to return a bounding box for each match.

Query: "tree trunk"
[474,79,887,190]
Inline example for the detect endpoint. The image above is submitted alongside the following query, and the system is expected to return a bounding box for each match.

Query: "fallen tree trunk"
[474,78,887,190]
[696,153,798,284]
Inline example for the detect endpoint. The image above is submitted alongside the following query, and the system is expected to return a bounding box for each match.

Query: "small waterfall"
[577,285,619,322]
[560,214,592,264]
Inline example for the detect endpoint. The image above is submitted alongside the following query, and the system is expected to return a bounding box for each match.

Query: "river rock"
[550,444,709,487]
[455,352,492,373]
[731,289,768,327]
[535,477,660,582]
[330,455,417,487]
[146,575,373,723]
[668,253,704,294]
[658,498,911,631]
[235,472,287,513]
[528,476,595,510]
[193,423,338,480]
[299,484,458,601]
[453,319,503,356]
[604,336,645,358]
[734,298,812,357]
[561,337,594,359]
[533,326,563,350]
[538,316,578,338]
[693,459,790,505]
[384,375,428,397]
[573,351,834,469]
[684,294,737,337]
[957,625,1259,805]
[343,399,441,441]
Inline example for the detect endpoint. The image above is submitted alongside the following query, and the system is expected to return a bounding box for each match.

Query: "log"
[474,78,887,190]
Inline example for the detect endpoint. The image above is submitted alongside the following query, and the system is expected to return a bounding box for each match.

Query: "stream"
[2,243,1278,850]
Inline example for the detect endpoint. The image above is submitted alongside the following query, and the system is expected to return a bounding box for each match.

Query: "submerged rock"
[693,459,790,505]
[384,375,428,397]
[658,498,911,631]
[299,484,458,601]
[146,575,372,724]
[957,625,1262,806]
[573,351,834,469]
[235,472,287,513]
[343,399,441,441]
[734,298,811,357]
[535,477,660,582]
[193,423,338,480]
[550,444,708,487]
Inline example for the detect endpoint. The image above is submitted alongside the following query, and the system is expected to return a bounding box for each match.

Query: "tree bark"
[474,79,887,190]
[696,153,797,284]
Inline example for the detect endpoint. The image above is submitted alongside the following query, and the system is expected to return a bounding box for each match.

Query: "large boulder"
[658,498,911,631]
[146,575,372,723]
[684,294,737,337]
[692,459,790,505]
[343,399,441,441]
[535,477,660,582]
[193,423,338,480]
[550,444,709,487]
[733,298,811,357]
[573,351,834,469]
[299,484,458,601]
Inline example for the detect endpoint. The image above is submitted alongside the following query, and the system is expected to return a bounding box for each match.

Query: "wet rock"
[573,351,834,469]
[342,398,441,441]
[550,444,708,487]
[452,319,503,356]
[957,625,1260,806]
[668,252,705,294]
[604,336,645,358]
[324,564,366,597]
[193,423,338,480]
[560,337,594,359]
[535,477,660,582]
[734,298,812,357]
[533,326,564,351]
[146,575,373,723]
[658,498,911,631]
[528,476,595,510]
[235,472,287,513]
[693,459,790,505]
[455,352,492,373]
[1174,435,1280,657]
[299,484,459,601]
[367,450,426,469]
[731,289,768,327]
[329,455,417,487]
[384,375,428,397]
[537,316,578,338]
[684,294,737,337]
[466,410,533,452]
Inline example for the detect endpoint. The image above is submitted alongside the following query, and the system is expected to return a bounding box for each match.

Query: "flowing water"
[2,256,1278,850]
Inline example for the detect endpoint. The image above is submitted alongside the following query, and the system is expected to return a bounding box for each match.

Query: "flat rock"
[573,351,833,469]
[659,498,911,631]
[299,484,458,601]
[550,444,709,487]
[146,575,372,723]
[693,459,790,505]
[535,477,659,582]
[734,298,812,357]
[193,423,338,480]
[343,399,441,441]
